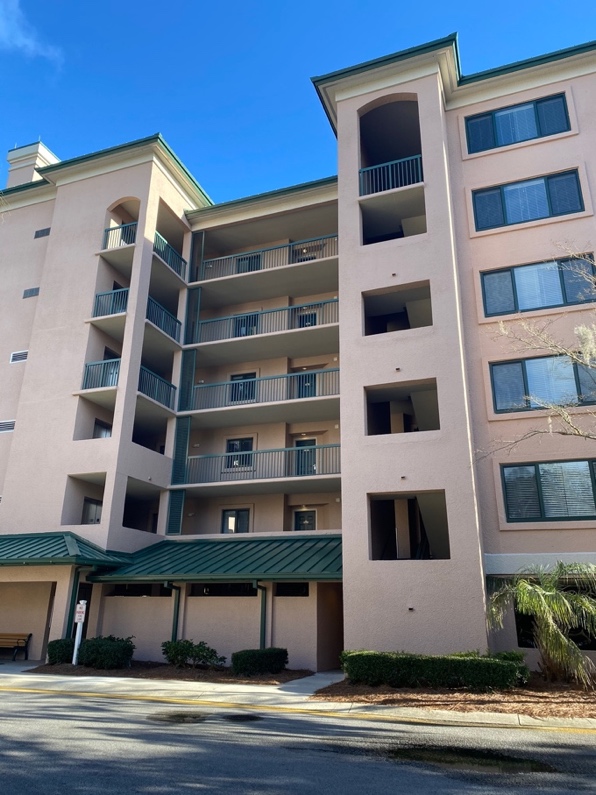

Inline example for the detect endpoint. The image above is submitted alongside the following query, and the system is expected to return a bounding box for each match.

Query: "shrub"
[78,636,135,670]
[231,648,288,676]
[161,639,226,668]
[340,650,522,691]
[161,639,194,667]
[47,638,75,665]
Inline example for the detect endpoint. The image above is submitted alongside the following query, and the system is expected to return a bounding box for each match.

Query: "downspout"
[164,582,182,641]
[65,567,82,637]
[256,583,267,649]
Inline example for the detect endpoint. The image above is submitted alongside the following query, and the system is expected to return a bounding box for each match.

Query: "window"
[293,510,316,531]
[92,419,113,438]
[473,171,583,231]
[34,227,50,239]
[235,253,261,273]
[491,356,596,412]
[228,373,257,404]
[466,94,570,154]
[225,438,253,469]
[482,256,596,316]
[233,313,258,337]
[10,351,28,363]
[275,582,309,597]
[502,460,596,521]
[190,582,257,597]
[22,287,39,298]
[81,498,102,524]
[221,508,250,534]
[0,421,15,433]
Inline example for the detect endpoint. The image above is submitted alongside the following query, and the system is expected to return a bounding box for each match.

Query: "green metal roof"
[92,534,342,583]
[0,532,127,567]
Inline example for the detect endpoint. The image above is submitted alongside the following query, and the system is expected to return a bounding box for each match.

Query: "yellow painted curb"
[0,685,595,735]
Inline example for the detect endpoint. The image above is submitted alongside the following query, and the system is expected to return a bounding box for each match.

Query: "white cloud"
[0,0,63,62]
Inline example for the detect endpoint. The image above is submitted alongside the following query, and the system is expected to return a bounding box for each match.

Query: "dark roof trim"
[187,175,337,219]
[459,38,596,85]
[312,33,459,87]
[39,134,212,205]
[0,532,127,567]
[91,534,342,583]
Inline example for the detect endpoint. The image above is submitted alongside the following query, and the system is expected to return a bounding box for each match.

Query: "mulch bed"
[26,661,313,686]
[312,674,596,719]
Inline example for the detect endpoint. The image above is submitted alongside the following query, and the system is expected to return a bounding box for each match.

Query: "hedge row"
[47,636,135,669]
[48,637,288,676]
[231,648,288,675]
[340,650,529,690]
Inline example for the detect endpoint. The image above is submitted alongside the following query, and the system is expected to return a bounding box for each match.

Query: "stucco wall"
[101,596,173,661]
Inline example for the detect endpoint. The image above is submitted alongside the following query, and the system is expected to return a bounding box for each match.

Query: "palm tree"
[488,562,596,689]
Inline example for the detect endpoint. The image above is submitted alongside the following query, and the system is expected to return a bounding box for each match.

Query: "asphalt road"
[0,691,594,794]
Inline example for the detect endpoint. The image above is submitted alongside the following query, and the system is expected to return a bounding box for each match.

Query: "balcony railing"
[102,222,137,250]
[184,444,340,485]
[82,359,120,390]
[187,368,340,411]
[195,298,339,344]
[153,232,187,280]
[146,297,181,342]
[93,288,129,318]
[198,234,339,281]
[138,366,176,409]
[359,155,423,196]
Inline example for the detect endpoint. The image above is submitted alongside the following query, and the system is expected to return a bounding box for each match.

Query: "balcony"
[181,444,341,496]
[191,299,339,365]
[138,366,176,410]
[153,232,187,280]
[181,368,340,426]
[198,299,338,343]
[199,235,338,282]
[359,155,423,197]
[82,359,120,390]
[102,222,137,250]
[93,288,129,318]
[146,297,181,342]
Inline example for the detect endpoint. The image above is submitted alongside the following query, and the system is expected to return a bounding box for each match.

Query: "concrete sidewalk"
[1,660,595,732]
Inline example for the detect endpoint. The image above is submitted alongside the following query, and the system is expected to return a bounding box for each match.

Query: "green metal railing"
[186,368,340,411]
[359,155,423,196]
[194,298,338,344]
[93,288,129,317]
[102,222,137,250]
[138,366,176,409]
[153,232,187,280]
[82,359,120,389]
[146,297,181,342]
[184,444,340,484]
[198,234,339,281]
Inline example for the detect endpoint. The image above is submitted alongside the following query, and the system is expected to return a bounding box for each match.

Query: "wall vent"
[0,421,15,433]
[10,351,28,363]
[34,228,50,239]
[23,287,40,299]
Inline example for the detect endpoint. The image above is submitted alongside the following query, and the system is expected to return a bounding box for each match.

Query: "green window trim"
[481,255,596,317]
[473,170,583,231]
[501,459,596,522]
[466,94,570,154]
[490,355,596,413]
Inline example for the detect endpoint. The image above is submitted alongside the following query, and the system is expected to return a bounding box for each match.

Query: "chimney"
[6,142,60,188]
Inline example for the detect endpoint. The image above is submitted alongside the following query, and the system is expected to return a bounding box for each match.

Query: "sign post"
[71,600,87,665]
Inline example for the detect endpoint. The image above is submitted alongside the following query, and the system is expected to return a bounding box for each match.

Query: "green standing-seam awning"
[91,534,342,583]
[0,532,127,567]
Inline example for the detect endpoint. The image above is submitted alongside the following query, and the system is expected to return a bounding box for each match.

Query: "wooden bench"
[0,633,32,661]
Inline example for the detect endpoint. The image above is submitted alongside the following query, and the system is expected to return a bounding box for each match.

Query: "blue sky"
[1,0,595,203]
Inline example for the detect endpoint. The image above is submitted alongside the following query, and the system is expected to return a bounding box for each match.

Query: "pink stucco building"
[1,34,595,668]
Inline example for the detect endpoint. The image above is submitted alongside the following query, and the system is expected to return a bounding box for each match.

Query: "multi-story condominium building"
[1,34,595,669]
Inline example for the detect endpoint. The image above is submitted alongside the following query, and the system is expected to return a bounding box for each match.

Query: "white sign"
[74,602,87,624]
